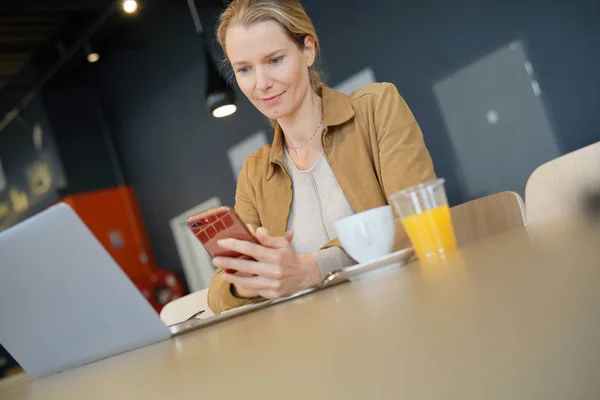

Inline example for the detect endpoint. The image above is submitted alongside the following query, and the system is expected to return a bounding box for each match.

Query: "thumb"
[256,227,289,249]
[246,224,256,235]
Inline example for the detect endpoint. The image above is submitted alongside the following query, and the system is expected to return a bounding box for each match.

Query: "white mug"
[334,206,395,263]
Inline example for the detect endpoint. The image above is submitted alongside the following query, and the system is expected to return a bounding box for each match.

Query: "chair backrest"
[159,288,214,326]
[450,191,526,245]
[525,141,600,226]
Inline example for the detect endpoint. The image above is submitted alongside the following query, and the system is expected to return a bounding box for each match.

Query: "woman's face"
[225,20,316,120]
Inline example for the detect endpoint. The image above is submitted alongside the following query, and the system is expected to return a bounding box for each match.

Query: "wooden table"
[3,222,600,400]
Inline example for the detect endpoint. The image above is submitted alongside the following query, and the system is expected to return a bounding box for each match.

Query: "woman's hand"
[212,227,322,299]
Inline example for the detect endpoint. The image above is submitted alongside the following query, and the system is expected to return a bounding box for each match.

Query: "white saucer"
[323,247,415,285]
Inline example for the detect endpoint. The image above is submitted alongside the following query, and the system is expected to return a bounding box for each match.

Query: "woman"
[208,0,435,313]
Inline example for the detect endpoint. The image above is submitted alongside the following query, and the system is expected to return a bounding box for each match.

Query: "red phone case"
[186,206,257,274]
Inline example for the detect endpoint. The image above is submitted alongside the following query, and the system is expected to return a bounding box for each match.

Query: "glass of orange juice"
[389,178,457,261]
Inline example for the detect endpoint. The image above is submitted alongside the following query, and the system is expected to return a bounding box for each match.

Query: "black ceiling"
[0,0,229,93]
[0,0,118,90]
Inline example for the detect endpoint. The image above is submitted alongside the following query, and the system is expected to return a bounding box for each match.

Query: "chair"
[159,288,214,326]
[525,141,600,226]
[450,191,527,245]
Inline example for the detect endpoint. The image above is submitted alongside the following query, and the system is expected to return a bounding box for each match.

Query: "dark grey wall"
[96,0,600,278]
[41,82,125,196]
[0,89,64,232]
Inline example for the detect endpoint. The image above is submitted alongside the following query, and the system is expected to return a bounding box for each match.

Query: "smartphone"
[186,206,257,273]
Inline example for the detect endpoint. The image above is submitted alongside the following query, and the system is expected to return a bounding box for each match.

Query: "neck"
[277,89,323,150]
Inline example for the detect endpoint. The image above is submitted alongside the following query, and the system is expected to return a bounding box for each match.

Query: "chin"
[260,105,292,121]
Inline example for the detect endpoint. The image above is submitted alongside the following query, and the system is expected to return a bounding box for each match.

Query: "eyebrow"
[231,49,286,67]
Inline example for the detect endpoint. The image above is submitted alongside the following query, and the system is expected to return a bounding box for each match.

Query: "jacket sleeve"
[373,83,436,251]
[320,83,436,253]
[207,158,264,314]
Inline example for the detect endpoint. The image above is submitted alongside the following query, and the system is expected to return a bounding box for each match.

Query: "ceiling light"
[205,49,236,118]
[186,0,236,119]
[87,53,100,63]
[123,0,138,14]
[212,104,237,118]
[84,43,100,63]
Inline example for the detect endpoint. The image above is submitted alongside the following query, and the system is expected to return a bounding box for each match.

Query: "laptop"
[0,203,412,378]
[0,203,175,378]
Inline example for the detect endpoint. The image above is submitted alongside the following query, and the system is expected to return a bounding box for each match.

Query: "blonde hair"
[216,0,324,96]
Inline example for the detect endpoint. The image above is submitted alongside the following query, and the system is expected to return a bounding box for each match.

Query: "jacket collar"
[267,86,355,178]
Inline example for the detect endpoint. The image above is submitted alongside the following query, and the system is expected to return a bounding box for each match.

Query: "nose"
[254,66,273,92]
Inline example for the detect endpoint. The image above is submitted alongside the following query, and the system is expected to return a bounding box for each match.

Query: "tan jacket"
[208,82,436,314]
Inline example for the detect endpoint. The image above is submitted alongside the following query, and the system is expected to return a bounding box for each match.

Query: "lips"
[260,92,284,105]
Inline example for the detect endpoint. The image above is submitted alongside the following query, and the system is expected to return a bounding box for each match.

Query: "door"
[433,41,561,199]
[170,197,221,291]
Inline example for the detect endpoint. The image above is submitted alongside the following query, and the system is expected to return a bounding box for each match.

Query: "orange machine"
[60,185,184,312]
[61,185,154,279]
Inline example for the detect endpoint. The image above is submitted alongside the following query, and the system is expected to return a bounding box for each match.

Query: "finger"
[222,272,281,291]
[257,289,287,300]
[217,238,280,264]
[214,257,284,279]
[255,227,291,249]
[283,230,294,242]
[246,224,256,235]
[233,271,254,278]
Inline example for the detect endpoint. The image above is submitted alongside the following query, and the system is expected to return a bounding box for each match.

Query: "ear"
[303,35,317,68]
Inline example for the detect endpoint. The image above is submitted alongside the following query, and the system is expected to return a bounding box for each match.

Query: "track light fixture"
[187,0,236,118]
[84,42,100,63]
[122,0,138,14]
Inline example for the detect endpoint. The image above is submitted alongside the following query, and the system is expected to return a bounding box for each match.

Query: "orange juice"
[401,205,457,260]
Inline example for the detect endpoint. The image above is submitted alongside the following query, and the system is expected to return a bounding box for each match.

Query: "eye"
[236,66,250,74]
[269,56,283,65]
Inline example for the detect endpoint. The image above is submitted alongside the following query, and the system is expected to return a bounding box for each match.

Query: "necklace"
[286,117,324,151]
